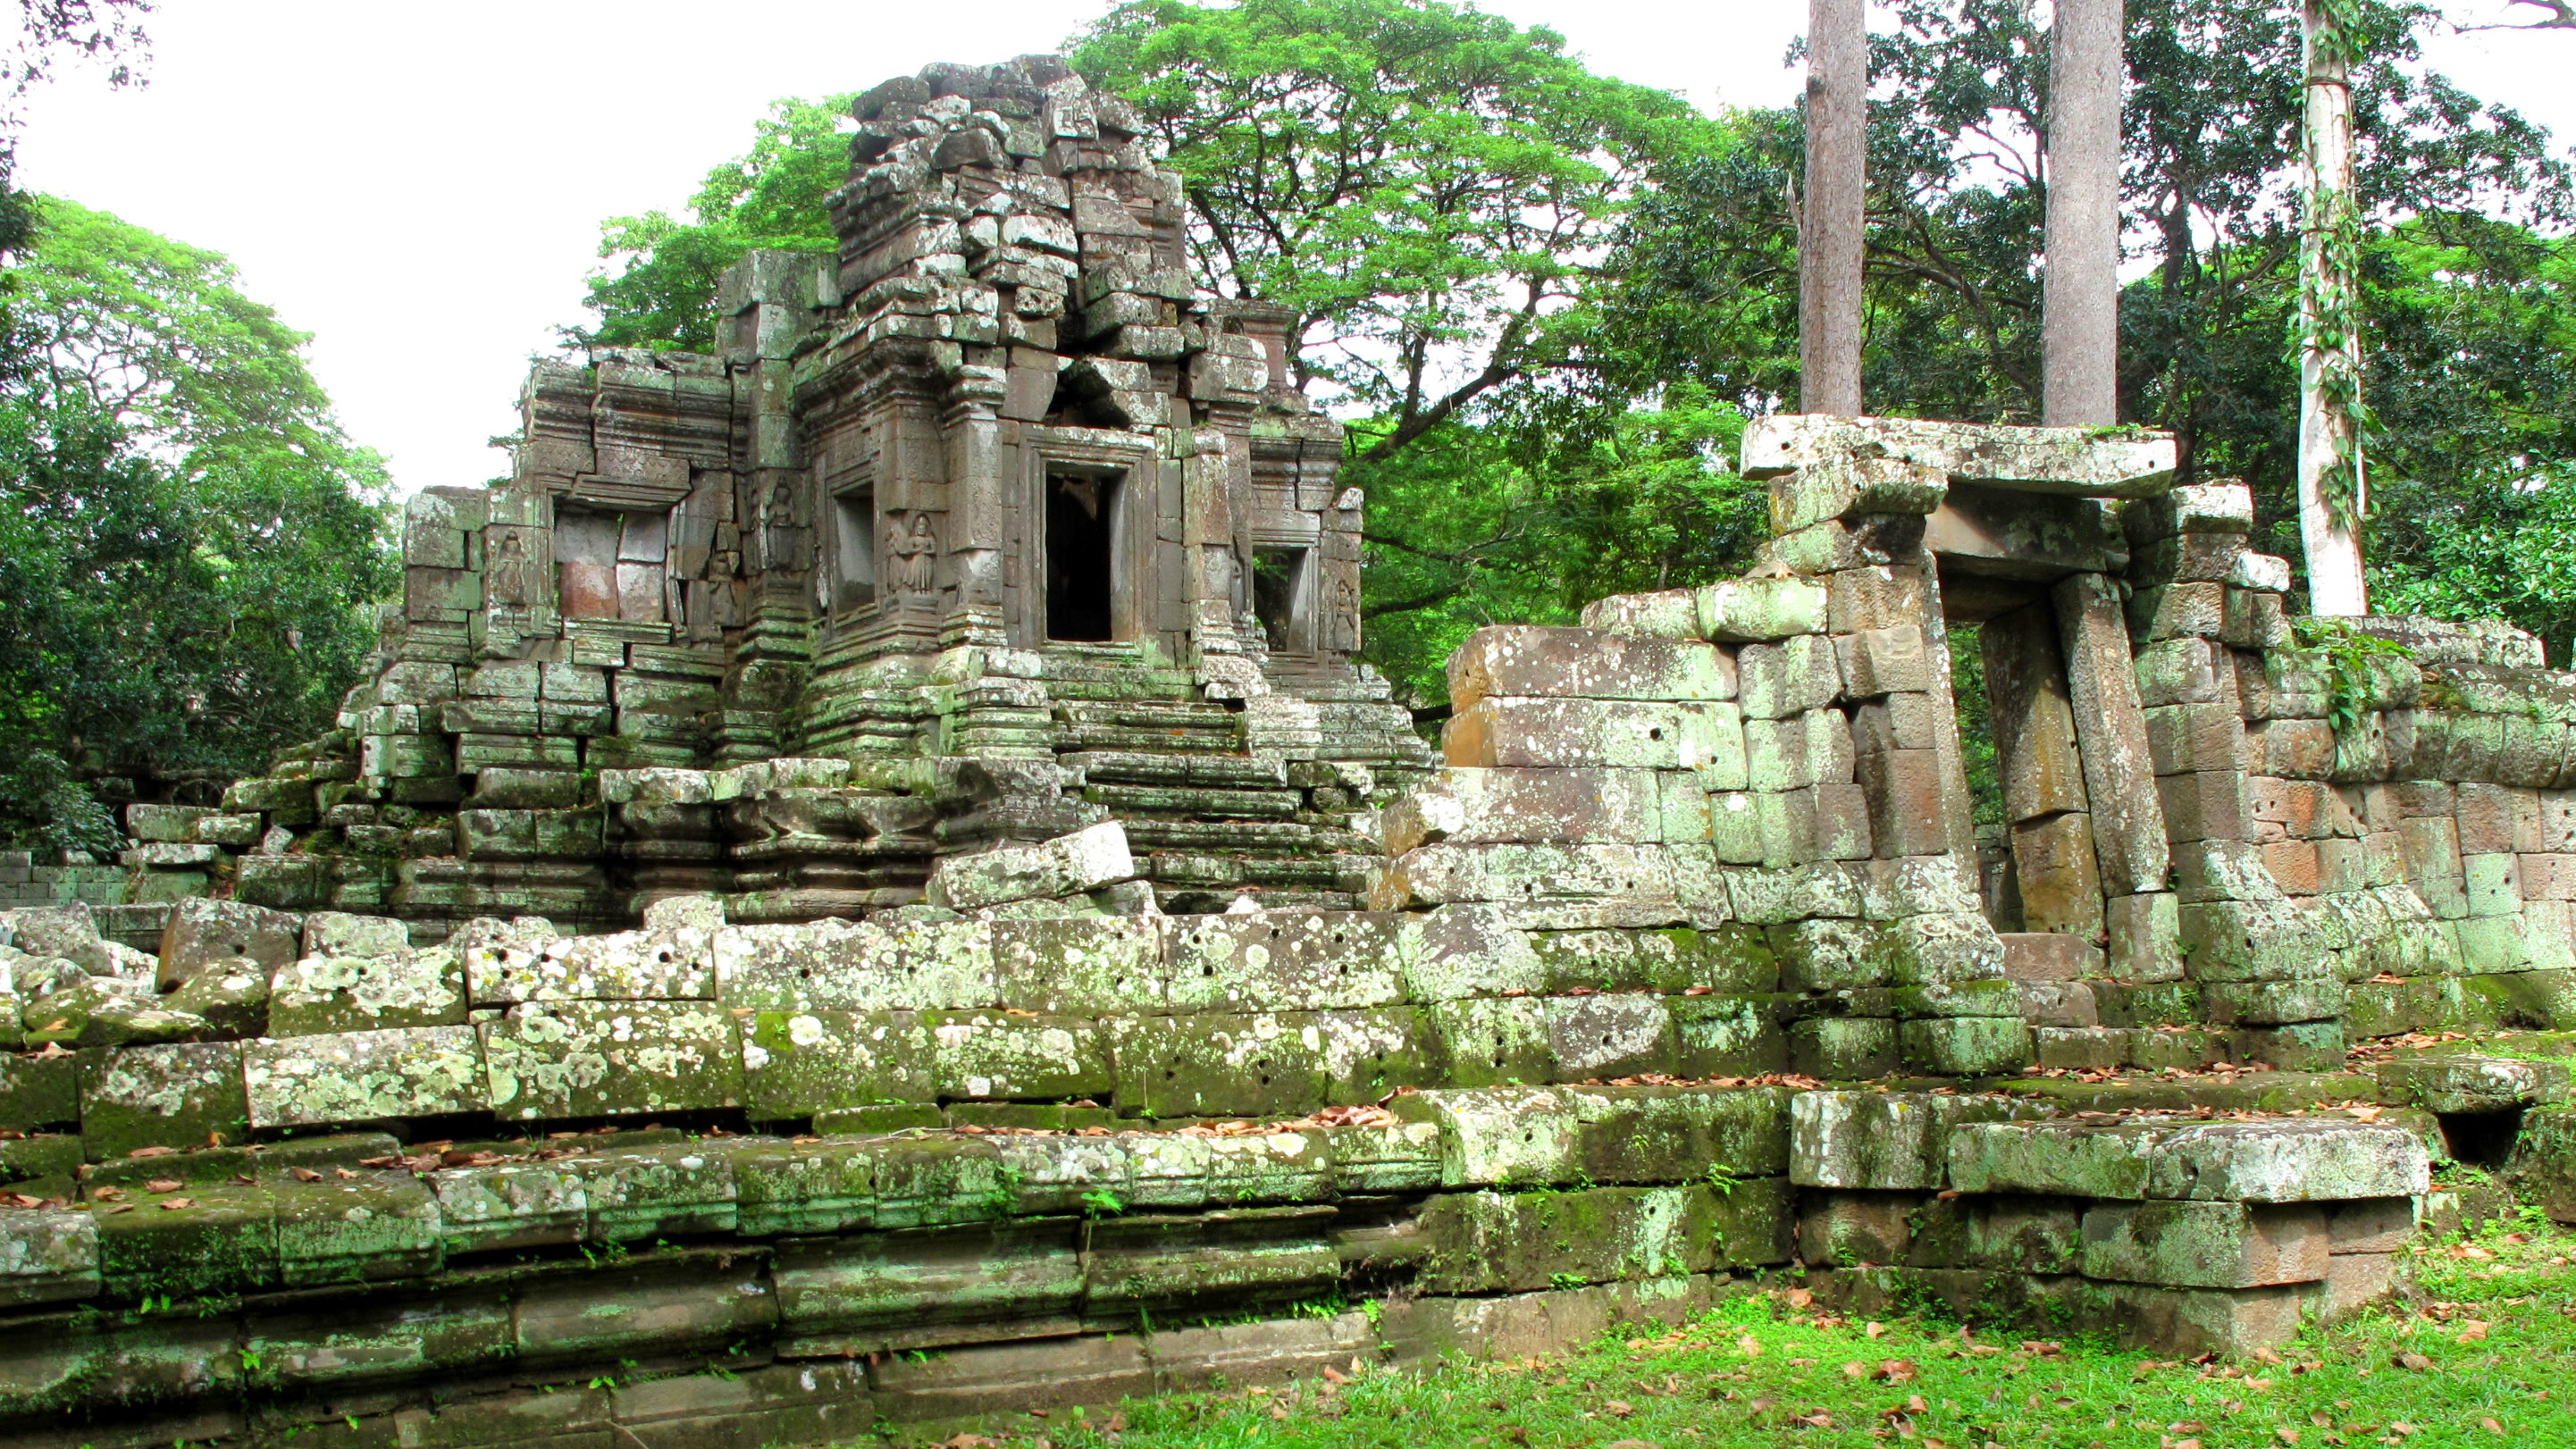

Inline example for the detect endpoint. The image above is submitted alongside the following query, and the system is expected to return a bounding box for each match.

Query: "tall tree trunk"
[2296,0,2368,615]
[2042,0,2124,426]
[1800,0,1867,416]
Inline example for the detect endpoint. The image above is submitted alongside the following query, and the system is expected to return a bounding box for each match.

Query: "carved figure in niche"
[890,511,938,611]
[488,528,540,607]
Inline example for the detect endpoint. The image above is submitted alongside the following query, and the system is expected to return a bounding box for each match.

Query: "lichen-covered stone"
[2378,1051,2567,1112]
[925,821,1134,910]
[157,895,302,992]
[774,1220,1082,1347]
[733,1137,877,1237]
[268,947,466,1035]
[473,926,717,1002]
[1898,1016,2034,1076]
[714,917,995,1011]
[1418,1185,1715,1292]
[580,1143,737,1242]
[450,914,560,1005]
[243,1025,485,1128]
[1112,1011,1330,1119]
[1791,1090,2034,1191]
[1947,1117,2430,1202]
[2079,1200,2328,1288]
[991,917,1163,1014]
[482,1001,743,1119]
[1543,993,1677,1081]
[163,961,270,1037]
[22,976,201,1050]
[273,1174,443,1285]
[81,1040,249,1159]
[923,1010,1109,1100]
[427,1159,590,1253]
[0,1208,97,1305]
[1162,912,1407,1011]
[741,1009,933,1117]
[1393,1085,1579,1187]
[302,909,411,959]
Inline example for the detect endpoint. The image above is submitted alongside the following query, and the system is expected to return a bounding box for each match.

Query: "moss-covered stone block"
[580,1142,737,1242]
[731,1137,876,1238]
[80,1041,249,1160]
[268,948,466,1035]
[2506,1104,2576,1224]
[1417,1185,1709,1292]
[162,961,269,1037]
[1904,1194,2081,1273]
[1707,1174,1797,1267]
[1672,993,1791,1077]
[1203,1128,1334,1205]
[1423,996,1552,1087]
[1322,1119,1445,1194]
[774,1221,1083,1348]
[482,1001,743,1119]
[1111,1012,1326,1119]
[473,925,717,1003]
[1391,1085,1578,1187]
[0,1050,78,1130]
[923,1009,1110,1101]
[1899,1016,2034,1076]
[1314,1006,1438,1103]
[274,1174,442,1286]
[1557,1084,1793,1187]
[0,1208,97,1306]
[1162,912,1408,1011]
[992,917,1164,1014]
[425,1159,588,1254]
[2079,1199,2328,1288]
[509,1252,776,1369]
[2379,1051,2566,1112]
[2462,967,2576,1030]
[866,1135,1011,1229]
[1791,1090,2036,1191]
[94,1181,278,1300]
[243,1025,486,1128]
[241,1277,513,1394]
[1948,1117,2429,1202]
[741,1009,933,1118]
[715,917,995,1012]
[1791,1015,1898,1079]
[1084,1207,1340,1313]
[1544,993,1677,1081]
[0,1132,80,1187]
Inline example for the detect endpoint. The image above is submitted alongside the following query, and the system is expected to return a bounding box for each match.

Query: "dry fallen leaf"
[2396,1353,2435,1371]
[1866,1320,1886,1338]
[157,1197,193,1210]
[1737,1334,1762,1357]
[1602,1400,1633,1419]
[143,1178,182,1194]
[2278,1430,2300,1445]
[289,1167,323,1182]
[126,1145,176,1159]
[2455,1321,2490,1344]
[2481,1417,2505,1433]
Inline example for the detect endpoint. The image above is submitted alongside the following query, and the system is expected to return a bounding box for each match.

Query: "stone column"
[1983,600,2104,937]
[2052,572,2171,898]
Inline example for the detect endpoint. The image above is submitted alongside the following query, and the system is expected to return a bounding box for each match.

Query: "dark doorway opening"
[1045,471,1120,641]
[1251,547,1310,652]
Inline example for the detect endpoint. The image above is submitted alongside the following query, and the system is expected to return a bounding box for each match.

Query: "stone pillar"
[2052,572,2171,898]
[1982,601,2104,938]
[940,368,1012,649]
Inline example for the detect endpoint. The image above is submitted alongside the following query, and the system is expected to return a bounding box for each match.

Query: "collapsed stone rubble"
[5,53,2576,1448]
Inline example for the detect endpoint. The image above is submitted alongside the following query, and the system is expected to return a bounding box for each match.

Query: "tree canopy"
[0,197,392,850]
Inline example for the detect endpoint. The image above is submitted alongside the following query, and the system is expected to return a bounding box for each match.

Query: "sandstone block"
[482,1001,743,1119]
[157,896,302,993]
[926,821,1134,910]
[1898,1017,2032,1076]
[1447,625,1735,708]
[1443,697,1739,771]
[81,1040,250,1159]
[1791,1090,2032,1190]
[268,947,466,1035]
[2081,1200,2328,1288]
[244,1025,486,1128]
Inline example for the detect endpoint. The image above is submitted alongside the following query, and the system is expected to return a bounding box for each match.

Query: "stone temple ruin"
[4,54,2576,1448]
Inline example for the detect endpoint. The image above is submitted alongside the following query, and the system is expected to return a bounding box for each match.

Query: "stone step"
[1064,751,1288,787]
[1122,819,1320,852]
[1053,724,1246,754]
[1085,783,1303,820]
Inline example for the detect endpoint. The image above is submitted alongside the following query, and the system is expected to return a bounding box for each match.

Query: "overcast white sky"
[16,0,2573,497]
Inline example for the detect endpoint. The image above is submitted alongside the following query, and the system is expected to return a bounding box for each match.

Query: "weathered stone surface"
[244,1026,486,1127]
[470,925,717,1002]
[926,821,1135,910]
[1448,625,1735,708]
[2378,1051,2565,1112]
[714,916,996,1011]
[1791,1091,2033,1191]
[274,1174,443,1285]
[482,1001,743,1118]
[157,896,302,992]
[268,947,466,1035]
[1907,1193,2081,1273]
[992,917,1162,1014]
[82,1040,249,1159]
[1948,1117,2430,1202]
[0,1209,97,1305]
[1741,415,2177,497]
[2080,1199,2329,1287]
[1162,911,1407,1010]
[1381,767,1670,852]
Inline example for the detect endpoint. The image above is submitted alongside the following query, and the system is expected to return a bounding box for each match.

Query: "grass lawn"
[958,1213,2575,1449]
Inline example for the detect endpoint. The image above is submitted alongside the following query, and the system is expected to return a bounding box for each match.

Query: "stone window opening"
[831,483,877,615]
[1044,467,1123,642]
[1251,545,1313,653]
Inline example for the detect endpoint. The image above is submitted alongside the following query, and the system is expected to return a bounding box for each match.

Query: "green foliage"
[2289,616,2412,735]
[577,95,853,352]
[1070,0,1717,463]
[0,197,392,843]
[1353,384,1766,709]
[1598,0,2572,613]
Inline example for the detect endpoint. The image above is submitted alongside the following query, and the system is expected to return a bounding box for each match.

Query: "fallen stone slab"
[244,1025,488,1128]
[925,821,1134,911]
[2080,1199,2330,1288]
[2377,1052,2569,1113]
[1946,1117,2431,1202]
